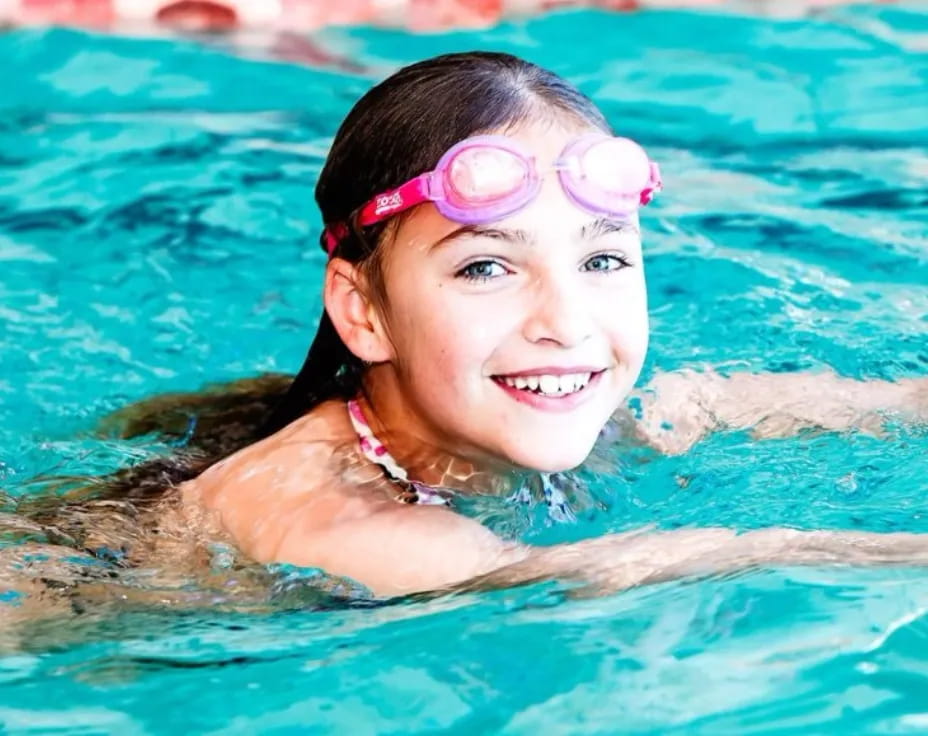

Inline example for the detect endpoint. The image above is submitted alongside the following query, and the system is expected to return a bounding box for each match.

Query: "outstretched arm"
[275,503,928,598]
[628,368,927,455]
[466,526,928,596]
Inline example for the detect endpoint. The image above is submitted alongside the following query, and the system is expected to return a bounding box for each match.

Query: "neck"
[355,368,520,496]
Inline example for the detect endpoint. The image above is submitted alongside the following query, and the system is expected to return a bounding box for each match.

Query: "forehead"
[493,117,602,166]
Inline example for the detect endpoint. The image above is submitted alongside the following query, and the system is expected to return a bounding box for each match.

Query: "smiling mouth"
[491,370,604,398]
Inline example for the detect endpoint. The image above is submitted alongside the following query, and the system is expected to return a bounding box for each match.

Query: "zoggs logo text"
[374,192,404,215]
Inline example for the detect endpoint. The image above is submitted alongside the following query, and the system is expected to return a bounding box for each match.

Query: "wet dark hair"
[262,50,610,434]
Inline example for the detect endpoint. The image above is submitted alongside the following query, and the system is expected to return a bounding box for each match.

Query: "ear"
[324,258,394,364]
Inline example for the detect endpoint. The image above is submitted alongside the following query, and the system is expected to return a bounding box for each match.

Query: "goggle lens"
[579,137,651,196]
[447,147,529,206]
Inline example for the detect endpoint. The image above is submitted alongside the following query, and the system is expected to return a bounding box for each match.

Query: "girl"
[167,51,927,598]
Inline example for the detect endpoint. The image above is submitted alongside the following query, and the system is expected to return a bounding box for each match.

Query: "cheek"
[388,289,504,387]
[602,281,650,364]
[617,302,650,353]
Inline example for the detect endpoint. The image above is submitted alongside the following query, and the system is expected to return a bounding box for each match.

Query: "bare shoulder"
[176,400,525,597]
[179,400,390,560]
[187,400,355,493]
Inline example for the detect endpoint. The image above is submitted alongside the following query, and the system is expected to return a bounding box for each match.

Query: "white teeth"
[499,372,595,396]
[538,375,559,394]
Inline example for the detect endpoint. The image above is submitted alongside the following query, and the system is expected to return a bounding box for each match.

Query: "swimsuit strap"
[346,398,572,519]
[347,399,451,506]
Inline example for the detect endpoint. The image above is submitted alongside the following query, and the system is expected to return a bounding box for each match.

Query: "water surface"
[2,5,928,733]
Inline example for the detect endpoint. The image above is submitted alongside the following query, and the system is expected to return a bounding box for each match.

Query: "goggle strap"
[639,161,663,205]
[323,222,349,256]
[324,174,431,256]
[357,174,431,227]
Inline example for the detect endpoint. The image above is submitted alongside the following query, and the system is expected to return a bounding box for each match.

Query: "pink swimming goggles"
[323,133,662,256]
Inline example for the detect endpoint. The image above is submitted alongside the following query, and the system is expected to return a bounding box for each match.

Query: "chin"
[507,442,595,474]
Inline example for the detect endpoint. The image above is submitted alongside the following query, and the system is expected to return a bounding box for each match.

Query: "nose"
[521,268,595,348]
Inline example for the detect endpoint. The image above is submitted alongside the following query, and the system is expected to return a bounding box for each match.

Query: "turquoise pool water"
[2,4,928,732]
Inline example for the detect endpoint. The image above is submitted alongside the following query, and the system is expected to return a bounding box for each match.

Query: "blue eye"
[583,254,631,273]
[457,260,508,282]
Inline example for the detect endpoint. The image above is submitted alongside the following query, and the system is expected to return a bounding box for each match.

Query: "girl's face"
[370,120,649,473]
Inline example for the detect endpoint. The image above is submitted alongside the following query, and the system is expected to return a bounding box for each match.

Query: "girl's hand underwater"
[631,368,928,455]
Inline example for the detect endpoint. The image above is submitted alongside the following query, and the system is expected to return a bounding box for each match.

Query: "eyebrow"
[581,217,639,240]
[430,224,532,251]
[430,217,639,251]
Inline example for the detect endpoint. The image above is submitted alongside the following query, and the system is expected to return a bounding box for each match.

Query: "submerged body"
[178,371,927,597]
